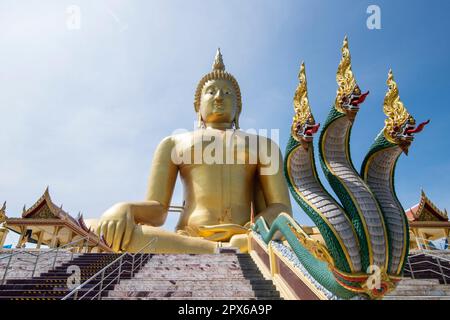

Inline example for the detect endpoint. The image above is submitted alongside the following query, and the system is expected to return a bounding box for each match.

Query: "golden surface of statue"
[88,49,292,253]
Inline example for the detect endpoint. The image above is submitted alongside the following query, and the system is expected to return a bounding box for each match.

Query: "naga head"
[292,62,320,150]
[335,36,369,121]
[383,69,429,154]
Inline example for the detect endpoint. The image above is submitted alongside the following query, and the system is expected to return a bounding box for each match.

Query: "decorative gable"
[405,190,448,222]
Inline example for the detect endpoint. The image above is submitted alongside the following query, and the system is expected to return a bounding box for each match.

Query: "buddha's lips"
[405,120,430,134]
[213,104,224,113]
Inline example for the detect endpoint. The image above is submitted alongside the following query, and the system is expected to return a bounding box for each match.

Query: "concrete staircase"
[0,250,80,281]
[383,251,450,300]
[384,278,450,300]
[0,252,280,300]
[103,253,282,300]
[0,253,149,300]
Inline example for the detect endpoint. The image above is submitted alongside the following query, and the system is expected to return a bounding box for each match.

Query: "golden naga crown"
[383,69,414,143]
[291,62,321,146]
[293,62,315,128]
[193,48,242,127]
[335,36,360,112]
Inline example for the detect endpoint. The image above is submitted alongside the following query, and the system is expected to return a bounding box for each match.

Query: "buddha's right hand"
[96,202,135,252]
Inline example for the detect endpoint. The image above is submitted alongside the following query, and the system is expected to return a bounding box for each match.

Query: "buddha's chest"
[174,132,260,166]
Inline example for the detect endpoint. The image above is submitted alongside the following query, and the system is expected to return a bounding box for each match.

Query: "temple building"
[406,190,449,250]
[0,188,111,252]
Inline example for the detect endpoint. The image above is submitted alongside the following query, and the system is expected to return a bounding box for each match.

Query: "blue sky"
[1,0,449,246]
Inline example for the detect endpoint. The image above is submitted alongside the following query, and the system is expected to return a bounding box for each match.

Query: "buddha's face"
[199,79,238,126]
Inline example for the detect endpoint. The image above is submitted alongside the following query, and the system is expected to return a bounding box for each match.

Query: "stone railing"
[247,232,337,300]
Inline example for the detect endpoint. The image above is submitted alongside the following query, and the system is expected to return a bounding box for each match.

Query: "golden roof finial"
[335,36,358,111]
[212,48,225,71]
[0,202,6,223]
[383,69,412,142]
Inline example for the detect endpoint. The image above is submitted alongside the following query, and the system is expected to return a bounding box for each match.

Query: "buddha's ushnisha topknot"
[212,48,225,71]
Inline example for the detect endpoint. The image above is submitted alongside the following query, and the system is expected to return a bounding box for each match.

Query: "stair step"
[0,283,116,290]
[383,296,450,300]
[391,285,450,291]
[0,297,59,301]
[101,296,283,300]
[116,279,274,285]
[106,290,280,298]
[396,278,441,285]
[387,289,450,296]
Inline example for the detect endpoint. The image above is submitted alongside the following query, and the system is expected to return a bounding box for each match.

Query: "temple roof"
[405,190,448,222]
[5,187,111,251]
[21,187,80,225]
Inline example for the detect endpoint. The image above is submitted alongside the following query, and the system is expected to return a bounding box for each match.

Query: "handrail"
[405,250,450,285]
[168,206,183,213]
[61,237,157,300]
[409,249,450,264]
[412,236,448,251]
[0,236,90,262]
[1,236,91,285]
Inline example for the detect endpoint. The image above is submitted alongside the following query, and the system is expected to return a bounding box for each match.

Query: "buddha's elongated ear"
[197,112,205,128]
[234,112,240,129]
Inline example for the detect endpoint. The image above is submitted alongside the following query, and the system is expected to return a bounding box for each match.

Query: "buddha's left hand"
[196,224,249,242]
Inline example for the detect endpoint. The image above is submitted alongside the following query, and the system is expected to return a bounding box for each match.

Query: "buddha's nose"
[215,90,224,103]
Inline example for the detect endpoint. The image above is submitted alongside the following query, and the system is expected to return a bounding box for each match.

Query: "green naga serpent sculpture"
[252,37,429,299]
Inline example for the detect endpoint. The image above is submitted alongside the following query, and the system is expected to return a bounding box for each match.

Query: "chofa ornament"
[0,202,7,224]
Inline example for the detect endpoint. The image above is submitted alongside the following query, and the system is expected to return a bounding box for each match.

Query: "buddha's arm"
[138,136,179,225]
[256,139,292,225]
[95,136,178,251]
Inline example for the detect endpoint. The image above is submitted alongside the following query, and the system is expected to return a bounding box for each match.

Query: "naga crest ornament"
[292,62,320,148]
[335,36,369,120]
[383,69,429,152]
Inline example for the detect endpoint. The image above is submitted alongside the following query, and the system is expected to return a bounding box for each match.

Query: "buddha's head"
[194,49,242,129]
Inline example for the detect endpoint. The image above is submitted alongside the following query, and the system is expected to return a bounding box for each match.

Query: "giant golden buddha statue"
[87,49,292,253]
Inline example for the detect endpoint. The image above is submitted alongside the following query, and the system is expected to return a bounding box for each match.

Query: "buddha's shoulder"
[234,130,281,148]
[157,130,281,148]
[157,130,196,146]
